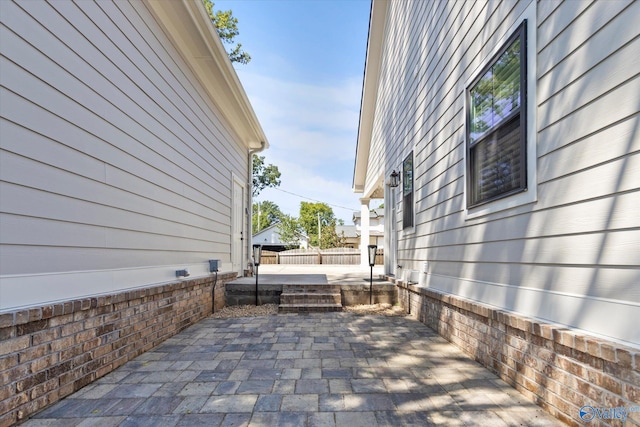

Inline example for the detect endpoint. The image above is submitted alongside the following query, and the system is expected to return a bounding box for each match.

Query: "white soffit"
[145,0,268,150]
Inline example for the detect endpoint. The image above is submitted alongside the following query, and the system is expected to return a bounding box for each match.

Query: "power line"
[263,187,358,212]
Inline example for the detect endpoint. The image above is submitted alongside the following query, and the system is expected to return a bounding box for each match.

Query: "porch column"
[360,198,370,268]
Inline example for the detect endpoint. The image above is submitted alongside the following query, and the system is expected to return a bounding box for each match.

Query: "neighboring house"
[334,225,359,248]
[337,208,385,248]
[0,0,267,310]
[353,208,384,248]
[354,0,639,423]
[252,223,309,251]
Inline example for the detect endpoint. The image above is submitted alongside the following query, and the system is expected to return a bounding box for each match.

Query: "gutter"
[247,141,267,275]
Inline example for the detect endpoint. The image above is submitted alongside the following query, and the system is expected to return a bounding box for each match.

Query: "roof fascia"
[144,0,268,150]
[353,0,388,193]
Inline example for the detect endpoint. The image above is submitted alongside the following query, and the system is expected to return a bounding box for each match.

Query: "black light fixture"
[367,244,377,305]
[389,170,400,188]
[209,260,220,314]
[252,244,262,306]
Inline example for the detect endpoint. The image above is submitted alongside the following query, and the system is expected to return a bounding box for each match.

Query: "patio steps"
[278,284,343,313]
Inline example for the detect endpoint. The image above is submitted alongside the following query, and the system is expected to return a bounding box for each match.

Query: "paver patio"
[23,311,564,426]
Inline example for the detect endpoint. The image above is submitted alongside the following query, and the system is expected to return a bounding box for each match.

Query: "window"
[467,22,527,208]
[402,152,413,229]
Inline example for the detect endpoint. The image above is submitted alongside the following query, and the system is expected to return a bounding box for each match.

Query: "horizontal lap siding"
[0,1,245,275]
[375,0,640,343]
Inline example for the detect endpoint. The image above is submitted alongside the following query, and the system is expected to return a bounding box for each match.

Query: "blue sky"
[214,0,372,224]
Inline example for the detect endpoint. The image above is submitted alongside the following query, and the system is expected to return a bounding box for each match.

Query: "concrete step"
[278,284,343,313]
[280,293,341,305]
[281,284,342,293]
[278,303,343,313]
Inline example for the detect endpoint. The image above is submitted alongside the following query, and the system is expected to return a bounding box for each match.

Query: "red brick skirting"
[0,272,236,426]
[396,281,639,427]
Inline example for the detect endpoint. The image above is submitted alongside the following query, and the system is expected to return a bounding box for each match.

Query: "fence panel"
[375,249,383,265]
[260,250,278,264]
[320,248,360,264]
[278,248,321,264]
[267,248,384,264]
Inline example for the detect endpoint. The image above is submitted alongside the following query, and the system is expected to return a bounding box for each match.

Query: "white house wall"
[371,0,640,345]
[0,1,249,309]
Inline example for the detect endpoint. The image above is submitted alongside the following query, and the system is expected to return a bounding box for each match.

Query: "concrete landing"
[229,274,329,286]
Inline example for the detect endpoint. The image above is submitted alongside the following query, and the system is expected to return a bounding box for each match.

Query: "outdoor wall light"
[176,268,190,278]
[253,244,262,306]
[389,170,400,187]
[368,244,378,304]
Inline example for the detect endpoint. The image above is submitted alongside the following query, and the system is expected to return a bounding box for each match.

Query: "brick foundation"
[396,281,640,426]
[0,272,236,426]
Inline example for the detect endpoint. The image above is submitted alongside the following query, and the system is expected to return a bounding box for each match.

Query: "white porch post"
[360,198,371,268]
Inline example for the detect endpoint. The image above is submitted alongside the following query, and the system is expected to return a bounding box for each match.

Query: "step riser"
[281,285,342,293]
[280,294,341,305]
[279,304,343,313]
[279,284,343,313]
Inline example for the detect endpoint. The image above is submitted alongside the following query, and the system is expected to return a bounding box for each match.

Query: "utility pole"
[317,212,321,247]
[256,201,261,233]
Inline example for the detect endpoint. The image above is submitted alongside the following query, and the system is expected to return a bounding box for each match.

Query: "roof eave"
[353,0,388,194]
[145,0,268,151]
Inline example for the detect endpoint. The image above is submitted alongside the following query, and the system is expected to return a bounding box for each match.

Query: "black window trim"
[466,20,528,209]
[402,151,414,230]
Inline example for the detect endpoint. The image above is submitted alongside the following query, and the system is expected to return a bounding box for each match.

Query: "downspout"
[247,141,267,276]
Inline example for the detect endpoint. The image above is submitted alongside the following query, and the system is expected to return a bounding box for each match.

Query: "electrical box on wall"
[209,259,220,272]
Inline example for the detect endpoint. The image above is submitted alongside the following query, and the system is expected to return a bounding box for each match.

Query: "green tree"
[299,202,336,247]
[252,201,283,233]
[319,223,346,249]
[277,214,305,248]
[252,155,281,197]
[202,0,251,64]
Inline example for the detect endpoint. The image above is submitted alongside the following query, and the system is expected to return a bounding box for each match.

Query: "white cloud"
[240,70,365,224]
[239,71,362,164]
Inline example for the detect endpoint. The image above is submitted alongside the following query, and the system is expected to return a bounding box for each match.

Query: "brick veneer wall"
[396,281,639,427]
[0,272,236,426]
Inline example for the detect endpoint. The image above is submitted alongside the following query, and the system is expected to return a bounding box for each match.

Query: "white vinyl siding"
[0,0,247,286]
[371,0,640,345]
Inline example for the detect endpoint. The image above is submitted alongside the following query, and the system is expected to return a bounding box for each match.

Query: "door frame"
[231,173,245,276]
[384,182,397,277]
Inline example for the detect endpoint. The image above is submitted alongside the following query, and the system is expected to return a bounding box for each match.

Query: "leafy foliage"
[202,0,251,64]
[252,200,347,249]
[469,37,521,139]
[252,155,281,197]
[299,202,337,247]
[252,201,283,233]
[276,214,305,248]
[319,223,346,249]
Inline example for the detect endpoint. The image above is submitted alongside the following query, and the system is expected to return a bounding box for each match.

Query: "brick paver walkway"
[24,312,563,426]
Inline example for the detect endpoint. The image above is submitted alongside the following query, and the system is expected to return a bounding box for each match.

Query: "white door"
[232,177,244,276]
